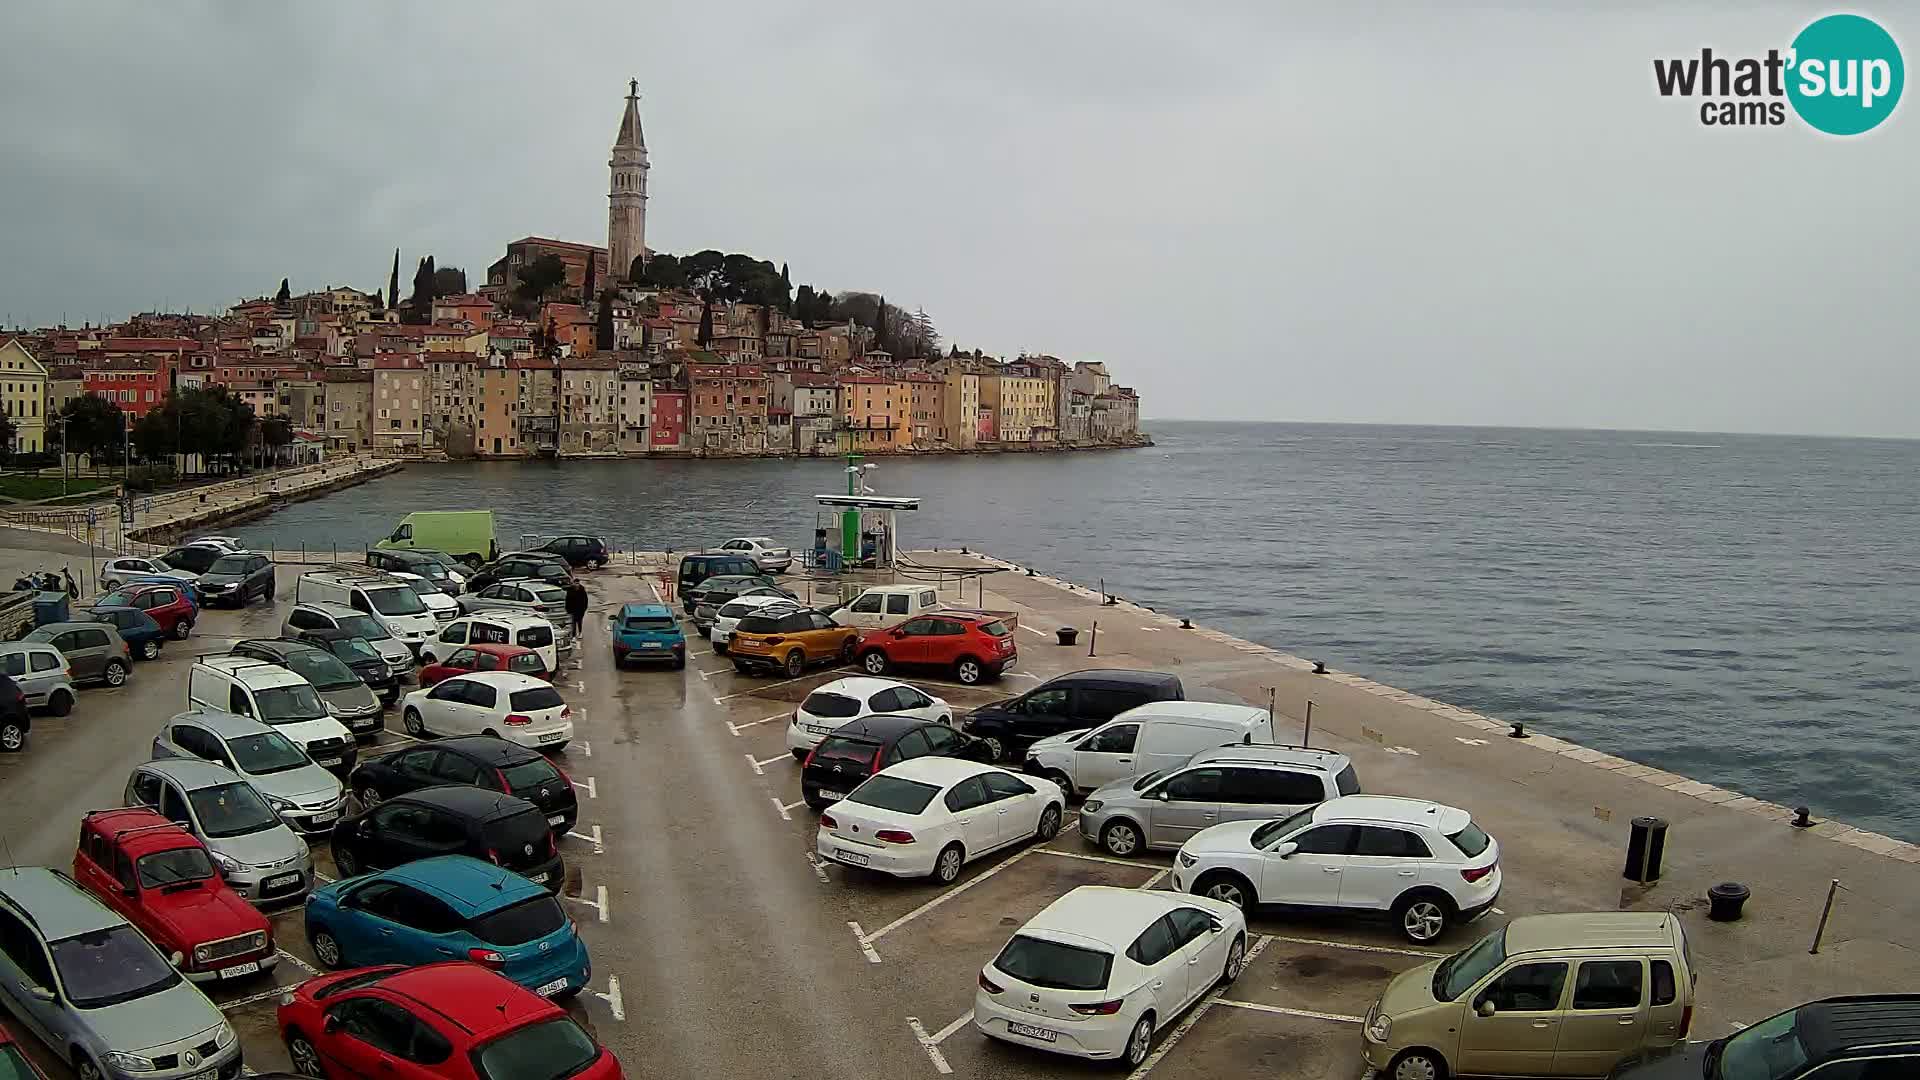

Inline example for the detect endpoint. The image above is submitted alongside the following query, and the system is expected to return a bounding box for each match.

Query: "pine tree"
[388,249,400,310]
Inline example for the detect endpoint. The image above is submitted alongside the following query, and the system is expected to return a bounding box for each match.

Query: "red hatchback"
[856,609,1018,685]
[97,581,195,640]
[280,963,623,1080]
[417,643,551,687]
[72,807,277,982]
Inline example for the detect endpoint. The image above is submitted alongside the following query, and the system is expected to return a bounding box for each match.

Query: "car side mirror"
[25,985,54,1004]
[1154,788,1172,802]
[1208,917,1224,934]
[324,1014,343,1035]
[1475,1000,1497,1018]
[169,950,185,968]
[891,629,906,638]
[1271,841,1298,859]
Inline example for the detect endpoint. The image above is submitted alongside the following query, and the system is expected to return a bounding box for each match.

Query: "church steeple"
[607,79,650,283]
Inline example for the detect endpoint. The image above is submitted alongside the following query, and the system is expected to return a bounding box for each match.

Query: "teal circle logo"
[1787,14,1904,135]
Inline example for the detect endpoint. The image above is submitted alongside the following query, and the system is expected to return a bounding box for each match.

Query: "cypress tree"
[388,249,400,310]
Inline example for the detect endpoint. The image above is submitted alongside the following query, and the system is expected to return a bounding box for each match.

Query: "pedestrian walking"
[566,580,590,639]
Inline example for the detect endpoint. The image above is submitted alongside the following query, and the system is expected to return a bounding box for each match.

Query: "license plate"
[1006,1022,1057,1043]
[529,872,550,883]
[315,755,342,766]
[535,977,569,997]
[832,848,868,866]
[547,814,566,826]
[310,812,337,825]
[538,731,565,743]
[266,873,301,889]
[186,1068,217,1080]
[640,641,662,649]
[817,791,846,803]
[217,960,260,979]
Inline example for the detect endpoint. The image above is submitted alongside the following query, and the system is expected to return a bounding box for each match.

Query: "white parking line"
[715,671,831,702]
[1138,868,1169,891]
[1126,935,1273,1079]
[907,1017,954,1075]
[755,752,794,769]
[697,666,732,680]
[572,776,597,799]
[312,871,334,884]
[929,1012,972,1044]
[727,712,790,737]
[861,847,1039,948]
[1213,999,1362,1024]
[1020,624,1050,637]
[578,740,592,757]
[847,921,883,964]
[781,798,808,814]
[220,983,298,1012]
[591,975,625,1021]
[745,752,764,776]
[566,824,605,854]
[1262,934,1443,958]
[565,884,611,923]
[770,797,791,821]
[804,852,831,884]
[1036,847,1161,871]
[277,948,320,977]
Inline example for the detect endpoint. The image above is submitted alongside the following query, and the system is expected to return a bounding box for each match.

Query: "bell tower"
[607,79,649,284]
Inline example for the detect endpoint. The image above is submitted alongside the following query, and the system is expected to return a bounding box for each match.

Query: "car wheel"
[954,657,983,685]
[860,650,889,675]
[1395,893,1452,944]
[672,656,686,670]
[1101,820,1142,857]
[784,649,805,677]
[839,639,856,664]
[734,660,751,674]
[931,842,965,885]
[140,639,162,661]
[287,1031,326,1077]
[482,727,500,739]
[47,690,73,717]
[171,619,193,640]
[1197,871,1254,912]
[712,640,728,656]
[310,928,345,969]
[0,721,25,753]
[1122,1014,1155,1069]
[1035,804,1062,841]
[802,789,829,811]
[74,1053,104,1080]
[402,708,425,736]
[102,660,128,687]
[980,735,1005,762]
[333,847,360,877]
[356,787,382,809]
[1043,770,1074,797]
[1390,1049,1447,1080]
[791,747,810,760]
[1221,933,1246,985]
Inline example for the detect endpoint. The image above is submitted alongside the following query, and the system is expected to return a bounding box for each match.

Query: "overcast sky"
[1,2,1913,437]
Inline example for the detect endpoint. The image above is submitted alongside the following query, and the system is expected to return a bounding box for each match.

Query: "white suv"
[1170,795,1500,944]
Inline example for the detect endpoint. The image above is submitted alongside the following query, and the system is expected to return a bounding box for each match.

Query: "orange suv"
[729,606,860,677]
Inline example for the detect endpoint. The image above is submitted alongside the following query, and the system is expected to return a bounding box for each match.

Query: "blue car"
[80,604,166,660]
[609,600,685,669]
[304,855,589,998]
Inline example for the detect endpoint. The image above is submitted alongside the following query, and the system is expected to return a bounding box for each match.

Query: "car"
[963,668,1184,762]
[118,574,206,610]
[283,626,401,704]
[1172,795,1500,944]
[1365,913,1698,1080]
[467,555,572,593]
[706,594,796,653]
[457,579,569,626]
[197,551,276,608]
[831,584,948,630]
[0,1020,49,1079]
[1077,743,1360,856]
[294,569,439,653]
[186,657,359,776]
[188,536,243,551]
[366,547,465,595]
[72,808,277,983]
[685,574,790,621]
[714,536,792,573]
[400,672,572,751]
[1614,993,1911,1080]
[0,642,76,717]
[374,510,498,567]
[801,714,992,809]
[424,613,569,674]
[24,621,130,687]
[278,962,623,1080]
[157,542,231,578]
[0,866,242,1080]
[607,602,685,669]
[94,582,196,640]
[99,555,194,591]
[81,606,166,661]
[228,639,384,739]
[418,643,551,686]
[284,602,416,683]
[728,606,860,677]
[787,677,954,758]
[815,757,1065,884]
[855,609,1018,688]
[393,571,461,623]
[675,552,763,611]
[1023,701,1280,797]
[150,708,348,837]
[0,674,28,752]
[974,885,1246,1068]
[538,535,610,569]
[124,758,315,905]
[303,856,591,996]
[330,786,564,891]
[349,736,579,832]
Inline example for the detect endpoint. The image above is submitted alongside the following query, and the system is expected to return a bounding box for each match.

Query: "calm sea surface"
[234,423,1920,841]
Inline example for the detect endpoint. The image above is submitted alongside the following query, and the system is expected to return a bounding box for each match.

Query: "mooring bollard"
[1055,626,1078,647]
[1707,881,1750,921]
[1509,721,1529,738]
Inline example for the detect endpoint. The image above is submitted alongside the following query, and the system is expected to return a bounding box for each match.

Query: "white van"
[1021,701,1275,796]
[422,612,567,674]
[830,585,942,630]
[295,568,440,654]
[186,657,358,775]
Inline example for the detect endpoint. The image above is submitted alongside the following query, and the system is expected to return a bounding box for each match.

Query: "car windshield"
[228,730,311,775]
[335,613,391,641]
[469,895,567,947]
[189,781,282,838]
[509,686,565,712]
[414,550,460,569]
[403,577,443,596]
[1448,822,1492,857]
[802,692,861,719]
[1434,927,1507,1001]
[281,649,359,690]
[501,757,561,791]
[623,617,675,631]
[165,547,222,573]
[49,925,181,1009]
[993,935,1113,991]
[1714,1007,1811,1080]
[471,1018,600,1080]
[330,636,383,663]
[507,653,547,676]
[0,1044,39,1080]
[136,847,215,888]
[208,555,252,576]
[256,683,329,723]
[367,587,427,615]
[1252,806,1320,848]
[847,775,938,814]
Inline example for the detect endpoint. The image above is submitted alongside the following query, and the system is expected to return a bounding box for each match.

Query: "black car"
[330,785,564,893]
[801,714,992,809]
[540,535,610,569]
[365,548,464,595]
[468,554,574,593]
[687,574,788,614]
[197,550,277,607]
[350,736,580,833]
[677,553,762,611]
[1619,994,1920,1079]
[0,674,28,753]
[962,669,1185,762]
[283,627,400,704]
[158,544,226,576]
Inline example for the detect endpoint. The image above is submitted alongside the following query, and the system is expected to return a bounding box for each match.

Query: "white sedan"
[400,671,573,751]
[718,536,792,573]
[787,676,954,758]
[100,556,195,590]
[975,886,1246,1068]
[816,757,1063,884]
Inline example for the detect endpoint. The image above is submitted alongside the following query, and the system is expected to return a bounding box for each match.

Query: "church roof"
[615,80,645,148]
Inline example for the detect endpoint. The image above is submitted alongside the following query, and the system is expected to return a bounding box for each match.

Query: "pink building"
[650,388,687,448]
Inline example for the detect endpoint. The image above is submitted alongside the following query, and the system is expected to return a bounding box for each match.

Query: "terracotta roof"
[505,236,607,255]
[102,337,197,351]
[373,355,423,370]
[688,364,766,379]
[558,356,617,370]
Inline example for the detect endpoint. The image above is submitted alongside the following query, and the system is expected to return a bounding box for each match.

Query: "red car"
[417,643,551,687]
[72,807,277,982]
[0,1020,48,1079]
[280,963,624,1080]
[855,609,1018,685]
[97,581,195,640]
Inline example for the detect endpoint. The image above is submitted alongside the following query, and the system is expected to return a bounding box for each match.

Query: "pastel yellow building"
[840,376,908,450]
[0,339,49,454]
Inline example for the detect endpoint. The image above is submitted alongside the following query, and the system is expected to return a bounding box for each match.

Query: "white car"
[717,536,792,573]
[99,556,195,590]
[710,594,799,653]
[816,757,1064,884]
[787,676,954,758]
[392,571,460,623]
[189,535,244,551]
[974,885,1247,1068]
[400,671,573,751]
[424,612,569,673]
[1171,795,1500,944]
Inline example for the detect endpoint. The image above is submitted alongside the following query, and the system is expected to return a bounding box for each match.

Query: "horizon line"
[1138,417,1920,444]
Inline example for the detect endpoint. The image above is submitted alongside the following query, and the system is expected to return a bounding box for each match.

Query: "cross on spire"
[628,78,639,100]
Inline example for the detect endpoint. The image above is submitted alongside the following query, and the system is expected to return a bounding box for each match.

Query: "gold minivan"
[1362,912,1696,1080]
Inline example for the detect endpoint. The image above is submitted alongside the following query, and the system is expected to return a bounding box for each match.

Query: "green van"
[376,511,498,567]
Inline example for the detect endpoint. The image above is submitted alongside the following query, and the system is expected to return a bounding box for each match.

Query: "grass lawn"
[0,474,117,501]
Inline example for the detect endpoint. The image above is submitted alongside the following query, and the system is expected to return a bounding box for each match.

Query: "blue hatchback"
[80,605,166,661]
[609,601,685,669]
[304,855,590,998]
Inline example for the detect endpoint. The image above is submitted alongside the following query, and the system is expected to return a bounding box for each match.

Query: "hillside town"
[0,82,1145,466]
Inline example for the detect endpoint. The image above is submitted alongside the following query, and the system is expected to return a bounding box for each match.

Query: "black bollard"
[1706,882,1750,921]
[1056,627,1078,647]
[1624,817,1669,883]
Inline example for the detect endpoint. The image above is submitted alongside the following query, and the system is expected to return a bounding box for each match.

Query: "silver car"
[0,642,76,716]
[1075,745,1356,857]
[23,622,130,688]
[99,555,195,591]
[151,709,347,838]
[283,601,414,680]
[457,578,570,625]
[123,758,313,905]
[0,867,240,1080]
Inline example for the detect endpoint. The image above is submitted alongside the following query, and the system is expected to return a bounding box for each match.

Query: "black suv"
[687,574,788,614]
[284,626,400,703]
[197,550,276,608]
[801,714,992,809]
[962,669,1185,762]
[330,785,564,893]
[539,535,610,569]
[365,548,464,595]
[349,736,580,833]
[676,553,762,611]
[467,553,573,593]
[1621,994,1920,1078]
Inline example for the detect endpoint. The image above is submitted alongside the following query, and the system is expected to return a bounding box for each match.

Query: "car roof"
[432,736,543,766]
[924,608,1005,624]
[1123,701,1268,725]
[719,594,797,610]
[105,580,177,594]
[617,602,672,618]
[0,641,57,654]
[882,756,995,787]
[448,670,552,692]
[0,867,127,940]
[1311,795,1469,832]
[236,638,329,660]
[169,707,275,738]
[1792,996,1920,1058]
[29,621,123,637]
[298,601,361,617]
[83,808,200,857]
[362,963,557,1036]
[136,757,246,789]
[375,856,547,916]
[810,676,916,700]
[1190,743,1349,771]
[397,784,535,820]
[1024,885,1182,945]
[459,611,550,627]
[830,714,940,742]
[1044,668,1181,689]
[1502,912,1678,954]
[196,655,307,688]
[451,643,537,658]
